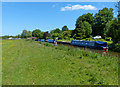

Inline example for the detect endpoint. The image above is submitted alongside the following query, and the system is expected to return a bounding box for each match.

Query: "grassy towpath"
[2,40,118,85]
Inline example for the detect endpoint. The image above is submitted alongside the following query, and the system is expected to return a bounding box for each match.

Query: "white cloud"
[61,4,97,11]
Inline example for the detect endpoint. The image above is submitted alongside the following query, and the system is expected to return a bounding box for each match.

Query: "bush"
[106,37,112,41]
[43,42,53,47]
[76,37,81,40]
[70,38,74,40]
[39,42,42,44]
[112,42,120,52]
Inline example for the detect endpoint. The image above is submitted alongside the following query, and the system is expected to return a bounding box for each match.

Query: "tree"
[62,25,69,32]
[39,32,44,39]
[28,31,32,37]
[32,29,42,39]
[75,13,95,38]
[50,28,62,39]
[74,21,92,39]
[76,13,95,25]
[93,8,113,37]
[18,34,21,38]
[63,30,72,39]
[107,18,120,43]
[21,30,28,38]
[54,28,62,33]
[115,1,120,17]
[105,20,113,37]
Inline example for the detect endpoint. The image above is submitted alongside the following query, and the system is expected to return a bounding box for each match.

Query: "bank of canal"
[57,41,120,58]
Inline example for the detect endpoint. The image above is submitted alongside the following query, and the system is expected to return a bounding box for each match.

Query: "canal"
[57,42,120,58]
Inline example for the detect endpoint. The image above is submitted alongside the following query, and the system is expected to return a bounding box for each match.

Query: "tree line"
[2,7,120,45]
[16,7,119,44]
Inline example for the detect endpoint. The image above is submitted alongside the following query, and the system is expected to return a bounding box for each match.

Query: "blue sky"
[2,2,117,36]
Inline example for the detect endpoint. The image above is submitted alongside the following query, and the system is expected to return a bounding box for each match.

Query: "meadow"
[2,40,118,85]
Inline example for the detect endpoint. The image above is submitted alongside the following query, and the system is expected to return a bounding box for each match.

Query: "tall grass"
[2,40,118,85]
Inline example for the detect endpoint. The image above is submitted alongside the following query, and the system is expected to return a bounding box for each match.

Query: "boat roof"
[71,40,95,42]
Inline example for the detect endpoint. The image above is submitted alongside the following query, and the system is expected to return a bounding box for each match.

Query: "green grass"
[2,40,118,85]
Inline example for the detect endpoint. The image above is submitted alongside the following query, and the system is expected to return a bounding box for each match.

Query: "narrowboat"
[70,40,108,49]
[47,39,55,43]
[38,39,45,42]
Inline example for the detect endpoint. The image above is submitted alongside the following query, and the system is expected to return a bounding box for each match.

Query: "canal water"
[57,43,120,58]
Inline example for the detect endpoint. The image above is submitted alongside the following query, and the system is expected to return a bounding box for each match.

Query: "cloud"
[61,4,97,11]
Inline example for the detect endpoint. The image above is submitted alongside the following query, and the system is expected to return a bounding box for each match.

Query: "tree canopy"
[62,25,69,32]
[50,28,62,39]
[32,29,43,39]
[107,18,120,43]
[93,8,113,37]
[76,13,95,26]
[21,30,28,38]
[74,21,92,39]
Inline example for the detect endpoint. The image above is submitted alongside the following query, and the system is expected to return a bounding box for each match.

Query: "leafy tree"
[50,28,62,39]
[74,21,92,39]
[115,1,120,17]
[107,18,120,43]
[54,28,62,33]
[18,34,21,38]
[105,20,113,37]
[93,8,113,37]
[27,31,32,37]
[62,25,69,32]
[21,30,28,38]
[76,13,95,25]
[39,32,44,39]
[63,30,72,39]
[2,35,10,39]
[32,29,42,39]
[75,13,94,38]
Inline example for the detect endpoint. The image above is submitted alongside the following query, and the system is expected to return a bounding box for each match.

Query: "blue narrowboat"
[38,39,45,42]
[70,40,108,49]
[47,39,55,43]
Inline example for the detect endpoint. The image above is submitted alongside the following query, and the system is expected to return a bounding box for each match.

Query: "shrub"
[39,42,42,44]
[106,37,112,41]
[112,42,120,52]
[44,43,48,46]
[76,37,81,40]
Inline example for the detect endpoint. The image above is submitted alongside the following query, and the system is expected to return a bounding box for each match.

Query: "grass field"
[2,40,118,85]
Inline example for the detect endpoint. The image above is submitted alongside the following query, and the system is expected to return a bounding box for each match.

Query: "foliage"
[105,20,113,37]
[74,21,92,39]
[76,13,95,25]
[93,8,113,37]
[18,34,21,38]
[63,30,72,40]
[106,37,112,41]
[27,31,32,37]
[112,42,120,52]
[107,18,120,43]
[32,29,43,39]
[62,25,69,32]
[50,28,63,40]
[2,35,20,39]
[21,30,28,38]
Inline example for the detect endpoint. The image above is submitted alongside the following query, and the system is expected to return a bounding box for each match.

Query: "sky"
[2,2,118,36]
